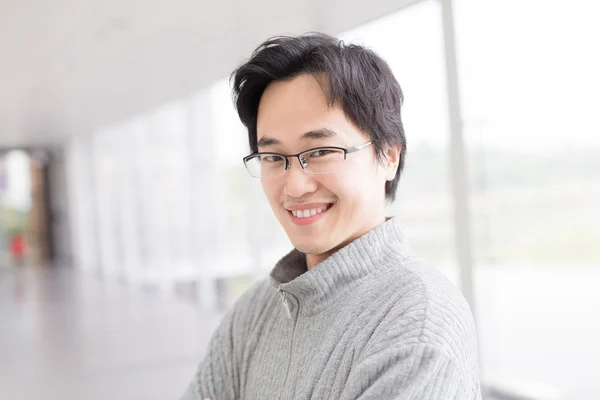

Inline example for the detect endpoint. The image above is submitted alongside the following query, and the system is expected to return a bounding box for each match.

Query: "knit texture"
[181,217,481,399]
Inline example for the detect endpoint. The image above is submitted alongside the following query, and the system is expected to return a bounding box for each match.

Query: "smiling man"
[182,33,481,400]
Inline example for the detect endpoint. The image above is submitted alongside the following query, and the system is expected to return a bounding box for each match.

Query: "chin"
[290,238,331,256]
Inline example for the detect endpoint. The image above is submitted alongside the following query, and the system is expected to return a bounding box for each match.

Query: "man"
[182,33,481,400]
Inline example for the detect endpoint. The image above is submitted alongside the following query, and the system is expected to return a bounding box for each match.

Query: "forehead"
[256,74,358,147]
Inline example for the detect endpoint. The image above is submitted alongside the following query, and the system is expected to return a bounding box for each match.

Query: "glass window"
[454,1,600,397]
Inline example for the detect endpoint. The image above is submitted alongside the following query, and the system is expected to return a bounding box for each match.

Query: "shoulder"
[374,258,476,343]
[236,277,274,305]
[226,278,279,327]
[365,258,480,378]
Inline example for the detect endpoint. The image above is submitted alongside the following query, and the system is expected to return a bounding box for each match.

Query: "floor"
[0,265,222,400]
[1,264,599,400]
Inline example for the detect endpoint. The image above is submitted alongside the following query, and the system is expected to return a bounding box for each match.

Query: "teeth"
[292,207,328,219]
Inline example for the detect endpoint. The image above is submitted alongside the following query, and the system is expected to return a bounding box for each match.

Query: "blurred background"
[1,0,599,399]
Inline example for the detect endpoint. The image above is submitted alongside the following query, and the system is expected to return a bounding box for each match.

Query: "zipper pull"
[278,288,292,319]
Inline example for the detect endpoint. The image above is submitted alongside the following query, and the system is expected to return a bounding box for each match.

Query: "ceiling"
[0,0,422,148]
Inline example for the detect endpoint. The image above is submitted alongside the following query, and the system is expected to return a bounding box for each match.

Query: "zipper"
[278,287,292,319]
[277,288,298,400]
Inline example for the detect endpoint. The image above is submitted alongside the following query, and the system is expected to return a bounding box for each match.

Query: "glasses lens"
[302,148,345,174]
[245,154,286,178]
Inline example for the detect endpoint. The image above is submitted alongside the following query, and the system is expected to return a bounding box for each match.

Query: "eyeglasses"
[243,142,373,179]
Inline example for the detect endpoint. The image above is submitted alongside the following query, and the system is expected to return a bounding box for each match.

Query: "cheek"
[337,161,383,201]
[321,169,362,203]
[261,180,282,207]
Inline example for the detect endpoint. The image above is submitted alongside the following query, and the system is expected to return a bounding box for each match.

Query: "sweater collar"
[269,217,412,316]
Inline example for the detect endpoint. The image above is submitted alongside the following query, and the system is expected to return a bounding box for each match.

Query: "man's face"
[256,74,398,262]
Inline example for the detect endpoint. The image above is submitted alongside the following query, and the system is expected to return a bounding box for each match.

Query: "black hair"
[231,33,406,202]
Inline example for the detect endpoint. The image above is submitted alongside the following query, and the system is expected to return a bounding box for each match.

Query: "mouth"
[286,203,334,225]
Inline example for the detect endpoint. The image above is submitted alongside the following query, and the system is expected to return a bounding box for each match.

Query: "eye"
[261,154,284,163]
[309,149,332,158]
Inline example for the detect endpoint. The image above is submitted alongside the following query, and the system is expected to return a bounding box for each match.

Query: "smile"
[286,203,334,225]
[291,206,327,218]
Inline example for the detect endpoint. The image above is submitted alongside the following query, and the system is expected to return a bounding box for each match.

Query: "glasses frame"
[242,141,373,179]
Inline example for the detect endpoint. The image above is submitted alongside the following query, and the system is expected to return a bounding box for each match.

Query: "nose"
[282,157,318,198]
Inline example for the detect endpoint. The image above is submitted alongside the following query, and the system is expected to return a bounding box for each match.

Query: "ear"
[383,144,402,181]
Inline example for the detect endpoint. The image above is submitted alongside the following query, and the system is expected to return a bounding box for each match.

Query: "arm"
[180,305,239,400]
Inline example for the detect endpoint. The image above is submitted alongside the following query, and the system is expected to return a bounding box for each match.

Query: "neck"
[306,253,329,270]
[305,215,387,270]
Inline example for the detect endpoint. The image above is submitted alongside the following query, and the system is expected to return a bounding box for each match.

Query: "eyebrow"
[257,128,338,149]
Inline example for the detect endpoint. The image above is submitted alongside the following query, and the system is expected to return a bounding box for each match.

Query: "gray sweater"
[181,217,481,399]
